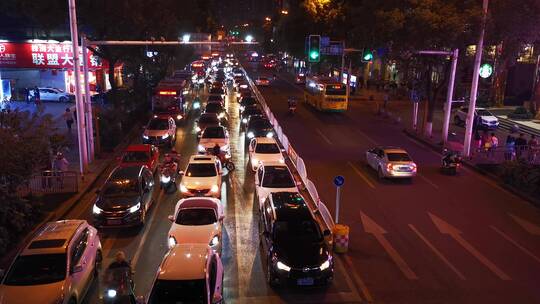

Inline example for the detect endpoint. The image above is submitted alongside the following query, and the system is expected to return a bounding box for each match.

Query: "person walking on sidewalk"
[473,130,482,155]
[63,108,74,132]
[488,133,498,159]
[52,152,69,188]
[504,134,516,161]
[515,133,527,159]
[528,135,539,163]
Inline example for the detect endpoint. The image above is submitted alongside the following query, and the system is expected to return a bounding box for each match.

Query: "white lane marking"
[347,161,376,189]
[353,129,378,146]
[417,173,440,189]
[342,255,374,302]
[360,212,418,280]
[509,214,540,236]
[332,255,366,303]
[316,128,333,145]
[429,213,511,280]
[408,224,466,280]
[132,191,165,268]
[491,225,540,264]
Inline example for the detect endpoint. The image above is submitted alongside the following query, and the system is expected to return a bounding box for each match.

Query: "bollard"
[333,224,350,253]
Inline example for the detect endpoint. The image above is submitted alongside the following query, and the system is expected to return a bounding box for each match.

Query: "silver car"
[366,147,417,179]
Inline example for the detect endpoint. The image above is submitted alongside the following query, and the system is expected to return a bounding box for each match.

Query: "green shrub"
[500,160,540,198]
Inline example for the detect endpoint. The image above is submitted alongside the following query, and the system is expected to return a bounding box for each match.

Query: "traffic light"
[308,35,321,63]
[362,49,373,62]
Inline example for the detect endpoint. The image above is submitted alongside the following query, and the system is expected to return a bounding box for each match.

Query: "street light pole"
[442,49,459,144]
[464,0,489,157]
[68,0,88,175]
[81,36,95,162]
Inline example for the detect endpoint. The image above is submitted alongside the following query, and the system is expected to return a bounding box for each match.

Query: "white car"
[167,198,224,253]
[37,87,74,102]
[0,220,102,304]
[146,244,224,304]
[255,162,299,207]
[454,107,499,129]
[248,137,284,171]
[365,146,417,179]
[180,155,223,198]
[142,115,177,147]
[198,126,230,158]
[255,77,270,86]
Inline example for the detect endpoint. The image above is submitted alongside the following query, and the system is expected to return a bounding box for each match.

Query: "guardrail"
[497,116,540,138]
[244,69,335,233]
[26,170,79,194]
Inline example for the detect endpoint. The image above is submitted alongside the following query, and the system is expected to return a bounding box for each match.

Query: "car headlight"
[176,114,183,120]
[168,236,177,249]
[209,235,219,247]
[143,134,149,139]
[247,131,254,139]
[266,131,274,138]
[319,259,331,271]
[107,289,117,298]
[161,175,171,183]
[92,204,102,215]
[211,184,219,193]
[129,202,141,213]
[180,184,189,193]
[162,134,170,139]
[276,261,291,272]
[242,118,248,124]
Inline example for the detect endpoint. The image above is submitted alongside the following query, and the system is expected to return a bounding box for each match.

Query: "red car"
[119,144,160,173]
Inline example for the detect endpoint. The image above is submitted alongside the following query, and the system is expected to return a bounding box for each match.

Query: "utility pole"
[68,0,88,176]
[81,36,95,162]
[442,49,459,144]
[464,0,489,157]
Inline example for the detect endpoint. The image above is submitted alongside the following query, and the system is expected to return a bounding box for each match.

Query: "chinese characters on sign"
[0,42,106,69]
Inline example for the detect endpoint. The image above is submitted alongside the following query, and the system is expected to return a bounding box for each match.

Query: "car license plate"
[107,219,121,225]
[297,277,314,286]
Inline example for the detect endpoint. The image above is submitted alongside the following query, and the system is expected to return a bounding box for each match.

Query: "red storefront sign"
[0,42,107,69]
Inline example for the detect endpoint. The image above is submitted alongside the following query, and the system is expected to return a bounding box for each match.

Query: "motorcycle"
[208,150,235,171]
[160,154,179,192]
[101,267,137,304]
[441,151,461,175]
[288,103,297,115]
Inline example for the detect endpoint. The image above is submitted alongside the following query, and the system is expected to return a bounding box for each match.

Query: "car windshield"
[186,164,217,177]
[103,179,140,196]
[147,118,169,130]
[273,220,322,243]
[199,115,219,125]
[148,279,206,304]
[205,103,223,113]
[4,254,66,286]
[387,153,412,162]
[262,167,295,188]
[122,151,149,162]
[176,208,217,225]
[325,85,346,96]
[477,109,492,116]
[202,127,225,139]
[256,143,280,154]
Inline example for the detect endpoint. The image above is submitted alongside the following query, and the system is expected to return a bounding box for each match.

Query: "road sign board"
[321,36,330,47]
[321,41,344,56]
[334,175,345,187]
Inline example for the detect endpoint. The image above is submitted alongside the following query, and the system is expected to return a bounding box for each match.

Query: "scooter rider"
[288,96,297,110]
[442,149,459,167]
[108,251,131,271]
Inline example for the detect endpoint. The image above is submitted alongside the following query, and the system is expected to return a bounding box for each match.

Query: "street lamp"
[245,35,254,43]
[182,34,190,43]
[281,10,289,15]
[265,17,271,22]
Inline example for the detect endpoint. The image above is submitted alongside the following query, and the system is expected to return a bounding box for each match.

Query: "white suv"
[38,87,74,102]
[180,155,223,198]
[0,220,102,304]
[454,107,499,129]
[146,244,224,304]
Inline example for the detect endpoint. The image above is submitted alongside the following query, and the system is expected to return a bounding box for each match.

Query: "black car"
[204,103,228,123]
[259,192,333,287]
[240,106,263,128]
[196,113,220,137]
[93,165,155,228]
[207,95,224,106]
[246,117,274,140]
[209,87,225,97]
[239,97,258,114]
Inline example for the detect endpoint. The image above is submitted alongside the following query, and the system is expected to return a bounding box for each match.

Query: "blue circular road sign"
[334,175,345,187]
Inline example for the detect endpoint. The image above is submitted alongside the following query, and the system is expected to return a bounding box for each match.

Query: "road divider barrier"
[334,224,350,253]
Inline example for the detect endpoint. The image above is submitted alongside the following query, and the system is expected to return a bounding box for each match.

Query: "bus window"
[325,85,346,96]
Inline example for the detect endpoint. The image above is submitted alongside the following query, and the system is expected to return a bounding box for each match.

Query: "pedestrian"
[504,134,516,161]
[52,152,69,188]
[473,130,482,154]
[25,88,31,104]
[64,108,74,132]
[489,133,498,159]
[73,108,77,122]
[481,130,490,153]
[528,134,539,163]
[515,133,527,159]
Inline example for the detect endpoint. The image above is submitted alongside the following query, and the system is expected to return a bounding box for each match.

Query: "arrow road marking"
[360,212,418,280]
[491,226,540,264]
[509,214,540,236]
[428,213,511,280]
[408,224,466,280]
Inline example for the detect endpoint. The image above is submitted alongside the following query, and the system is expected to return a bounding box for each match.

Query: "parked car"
[119,144,160,173]
[37,87,75,102]
[0,220,102,304]
[93,165,156,228]
[259,192,333,287]
[454,107,499,129]
[365,146,417,179]
[142,115,176,147]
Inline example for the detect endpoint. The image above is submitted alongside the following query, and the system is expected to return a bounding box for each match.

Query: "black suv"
[93,165,155,228]
[259,192,333,287]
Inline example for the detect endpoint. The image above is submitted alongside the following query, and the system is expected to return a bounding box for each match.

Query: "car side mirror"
[168,215,174,222]
[71,265,83,274]
[281,148,286,153]
[323,229,331,237]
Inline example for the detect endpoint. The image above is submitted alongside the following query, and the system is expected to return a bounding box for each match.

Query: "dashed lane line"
[347,161,376,189]
[316,128,333,145]
[491,225,540,264]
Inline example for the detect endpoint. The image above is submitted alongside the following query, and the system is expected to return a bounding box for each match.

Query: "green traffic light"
[363,53,373,61]
[310,51,319,60]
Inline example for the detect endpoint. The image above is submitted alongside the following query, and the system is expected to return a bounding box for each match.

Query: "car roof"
[111,165,144,179]
[159,244,209,280]
[379,146,408,154]
[22,220,85,255]
[270,192,312,221]
[263,162,289,168]
[125,144,152,152]
[255,137,278,144]
[178,198,220,212]
[188,155,217,163]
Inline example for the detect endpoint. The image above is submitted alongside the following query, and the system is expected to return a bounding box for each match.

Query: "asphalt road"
[246,62,540,304]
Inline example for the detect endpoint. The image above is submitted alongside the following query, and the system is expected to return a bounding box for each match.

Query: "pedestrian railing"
[27,170,79,194]
[471,145,540,165]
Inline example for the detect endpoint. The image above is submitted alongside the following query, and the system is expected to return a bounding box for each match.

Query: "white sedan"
[365,146,417,179]
[255,162,299,207]
[248,137,284,171]
[167,197,224,254]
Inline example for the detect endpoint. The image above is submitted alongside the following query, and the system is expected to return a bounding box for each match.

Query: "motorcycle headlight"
[176,114,183,120]
[180,184,189,193]
[211,184,219,193]
[218,112,225,119]
[240,105,245,111]
[209,235,219,247]
[129,202,141,213]
[162,134,170,139]
[92,204,102,215]
[168,236,177,249]
[161,175,171,183]
[266,131,274,138]
[242,118,248,124]
[193,102,200,109]
[195,126,201,132]
[319,259,331,271]
[276,261,291,272]
[198,144,206,152]
[247,131,254,139]
[107,289,117,298]
[143,135,149,140]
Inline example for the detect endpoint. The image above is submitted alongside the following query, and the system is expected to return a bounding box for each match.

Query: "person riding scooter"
[441,149,461,175]
[288,96,297,114]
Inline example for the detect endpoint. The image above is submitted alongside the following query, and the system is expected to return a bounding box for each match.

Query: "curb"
[403,129,540,207]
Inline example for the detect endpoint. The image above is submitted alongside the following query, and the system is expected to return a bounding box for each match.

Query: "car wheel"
[59,96,67,103]
[378,167,385,180]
